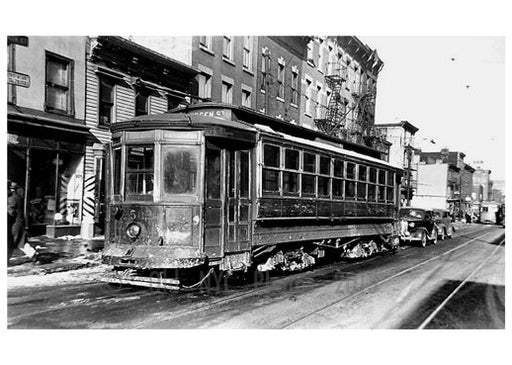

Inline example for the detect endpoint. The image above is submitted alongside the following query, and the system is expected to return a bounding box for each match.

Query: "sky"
[360,37,505,181]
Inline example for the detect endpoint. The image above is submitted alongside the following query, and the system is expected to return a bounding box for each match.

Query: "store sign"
[8,71,31,88]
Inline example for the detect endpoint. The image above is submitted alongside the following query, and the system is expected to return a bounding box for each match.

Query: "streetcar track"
[417,237,505,329]
[7,225,491,328]
[279,227,498,328]
[132,226,492,328]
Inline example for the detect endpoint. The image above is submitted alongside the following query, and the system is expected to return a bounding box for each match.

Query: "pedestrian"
[7,180,17,262]
[10,182,35,258]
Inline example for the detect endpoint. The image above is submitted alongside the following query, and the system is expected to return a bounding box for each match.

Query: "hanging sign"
[8,71,31,88]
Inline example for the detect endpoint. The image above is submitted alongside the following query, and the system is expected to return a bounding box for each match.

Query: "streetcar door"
[204,142,224,258]
[225,149,252,252]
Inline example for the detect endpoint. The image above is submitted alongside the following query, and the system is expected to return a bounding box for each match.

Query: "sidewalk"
[7,235,105,277]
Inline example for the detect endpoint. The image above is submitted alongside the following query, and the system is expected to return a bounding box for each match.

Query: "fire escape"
[314,61,386,149]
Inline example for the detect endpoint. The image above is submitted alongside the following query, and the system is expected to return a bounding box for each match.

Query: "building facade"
[375,121,420,206]
[254,36,309,123]
[190,36,258,109]
[414,149,475,218]
[7,36,89,237]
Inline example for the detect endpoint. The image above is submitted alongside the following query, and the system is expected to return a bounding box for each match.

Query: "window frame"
[45,51,74,116]
[243,36,253,71]
[98,76,115,127]
[135,88,149,116]
[277,62,285,100]
[125,144,155,201]
[282,147,300,196]
[262,143,281,196]
[222,36,234,61]
[198,72,212,100]
[221,80,233,104]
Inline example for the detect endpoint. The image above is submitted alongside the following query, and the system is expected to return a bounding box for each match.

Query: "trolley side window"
[386,171,395,203]
[262,144,281,195]
[162,146,198,196]
[125,145,154,201]
[283,148,299,195]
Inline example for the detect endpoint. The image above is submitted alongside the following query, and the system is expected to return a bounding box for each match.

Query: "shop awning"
[8,104,91,139]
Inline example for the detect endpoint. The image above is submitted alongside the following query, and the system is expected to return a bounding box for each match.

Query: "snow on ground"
[7,262,111,289]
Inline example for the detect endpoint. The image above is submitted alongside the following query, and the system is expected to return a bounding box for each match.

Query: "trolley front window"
[162,146,199,197]
[125,145,154,201]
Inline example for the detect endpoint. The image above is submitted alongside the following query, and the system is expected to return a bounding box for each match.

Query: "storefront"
[8,105,90,237]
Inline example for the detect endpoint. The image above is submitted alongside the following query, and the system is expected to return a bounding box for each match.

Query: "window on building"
[45,52,73,114]
[306,41,314,64]
[315,85,323,118]
[135,89,149,116]
[221,81,233,103]
[199,36,213,51]
[223,36,233,61]
[277,63,285,99]
[291,69,299,106]
[242,88,251,107]
[261,50,269,92]
[198,73,212,99]
[305,79,312,116]
[98,77,114,126]
[243,36,252,70]
[318,45,325,73]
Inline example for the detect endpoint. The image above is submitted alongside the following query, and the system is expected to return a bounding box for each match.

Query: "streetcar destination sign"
[8,71,31,88]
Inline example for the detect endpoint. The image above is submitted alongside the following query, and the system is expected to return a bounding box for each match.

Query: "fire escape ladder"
[314,63,348,136]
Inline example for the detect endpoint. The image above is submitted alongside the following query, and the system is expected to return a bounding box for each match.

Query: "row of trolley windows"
[262,144,395,202]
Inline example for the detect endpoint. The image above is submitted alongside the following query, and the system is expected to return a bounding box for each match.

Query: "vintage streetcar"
[101,104,403,289]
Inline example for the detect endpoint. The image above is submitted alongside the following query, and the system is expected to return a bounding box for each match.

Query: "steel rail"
[279,226,497,329]
[417,237,505,329]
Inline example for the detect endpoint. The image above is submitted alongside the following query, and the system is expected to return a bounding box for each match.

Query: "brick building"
[254,36,309,123]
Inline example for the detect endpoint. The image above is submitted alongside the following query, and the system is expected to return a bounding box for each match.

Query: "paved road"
[7,224,504,329]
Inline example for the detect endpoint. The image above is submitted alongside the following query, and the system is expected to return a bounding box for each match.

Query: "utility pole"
[406,145,412,206]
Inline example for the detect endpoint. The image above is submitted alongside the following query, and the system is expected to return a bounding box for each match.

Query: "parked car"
[432,209,453,240]
[399,208,438,247]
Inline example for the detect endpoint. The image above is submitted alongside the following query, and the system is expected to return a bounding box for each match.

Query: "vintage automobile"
[432,209,453,240]
[399,207,438,247]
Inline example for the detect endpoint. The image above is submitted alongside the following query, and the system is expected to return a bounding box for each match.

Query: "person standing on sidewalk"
[9,182,35,259]
[7,181,17,262]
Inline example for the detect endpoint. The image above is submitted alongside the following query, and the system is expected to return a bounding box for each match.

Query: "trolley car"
[102,104,403,289]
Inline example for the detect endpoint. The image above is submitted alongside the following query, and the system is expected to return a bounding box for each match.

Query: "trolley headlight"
[126,223,141,239]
